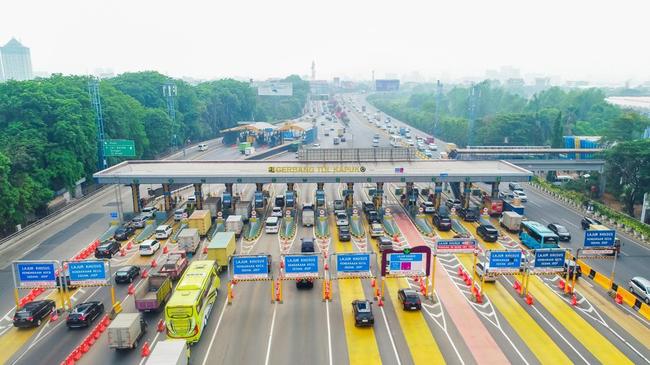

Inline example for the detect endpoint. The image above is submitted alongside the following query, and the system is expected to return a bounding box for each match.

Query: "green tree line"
[0,72,308,234]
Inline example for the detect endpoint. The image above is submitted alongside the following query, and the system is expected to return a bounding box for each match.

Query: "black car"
[66,301,105,328]
[476,224,499,242]
[508,182,522,191]
[397,288,421,310]
[13,300,55,328]
[563,260,582,279]
[95,240,120,259]
[366,210,380,224]
[352,300,374,327]
[113,225,136,241]
[433,207,452,231]
[297,238,315,289]
[580,217,601,230]
[338,225,351,242]
[115,265,141,284]
[458,206,480,222]
[548,223,571,241]
[362,201,375,214]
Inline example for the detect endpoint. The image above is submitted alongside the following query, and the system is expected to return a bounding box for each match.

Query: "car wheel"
[37,319,42,326]
[629,286,634,294]
[645,297,650,305]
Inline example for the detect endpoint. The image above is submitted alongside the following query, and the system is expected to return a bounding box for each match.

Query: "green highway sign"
[103,139,136,157]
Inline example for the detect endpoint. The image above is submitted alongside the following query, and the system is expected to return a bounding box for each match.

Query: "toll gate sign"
[68,260,110,286]
[533,250,566,273]
[336,253,371,273]
[14,261,58,289]
[381,246,431,277]
[436,238,477,254]
[233,255,270,280]
[284,255,319,278]
[584,230,616,247]
[487,250,522,274]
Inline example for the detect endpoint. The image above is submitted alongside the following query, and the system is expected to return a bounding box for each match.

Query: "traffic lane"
[518,184,650,287]
[268,224,332,365]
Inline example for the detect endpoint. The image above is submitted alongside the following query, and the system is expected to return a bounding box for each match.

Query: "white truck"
[226,215,244,237]
[177,228,200,253]
[302,203,315,227]
[107,313,147,350]
[500,211,523,233]
[145,339,189,365]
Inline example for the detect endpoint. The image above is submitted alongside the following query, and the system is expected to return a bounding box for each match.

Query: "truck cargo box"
[188,210,212,236]
[207,232,236,268]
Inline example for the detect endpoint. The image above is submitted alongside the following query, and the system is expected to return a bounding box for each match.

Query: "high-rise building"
[0,38,33,81]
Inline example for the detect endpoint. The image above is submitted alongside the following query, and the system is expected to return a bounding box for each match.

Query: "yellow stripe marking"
[332,219,382,365]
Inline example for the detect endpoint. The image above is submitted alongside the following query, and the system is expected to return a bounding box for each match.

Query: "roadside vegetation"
[0,72,308,234]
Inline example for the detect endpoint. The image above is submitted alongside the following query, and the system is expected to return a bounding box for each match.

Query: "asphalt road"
[1,98,648,365]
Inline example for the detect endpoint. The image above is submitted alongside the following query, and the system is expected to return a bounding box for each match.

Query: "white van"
[155,225,173,239]
[198,143,208,151]
[139,239,160,256]
[265,216,279,234]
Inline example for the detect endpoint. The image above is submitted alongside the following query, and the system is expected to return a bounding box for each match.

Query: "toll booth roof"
[93,160,532,184]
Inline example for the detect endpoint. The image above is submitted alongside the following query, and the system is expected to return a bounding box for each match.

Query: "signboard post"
[103,139,136,157]
[12,260,63,309]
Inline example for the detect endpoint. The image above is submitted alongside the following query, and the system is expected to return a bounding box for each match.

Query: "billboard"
[310,80,330,96]
[375,79,400,92]
[257,82,293,96]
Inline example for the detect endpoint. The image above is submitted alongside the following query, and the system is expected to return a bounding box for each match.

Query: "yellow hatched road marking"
[364,216,445,365]
[455,254,572,365]
[332,219,382,365]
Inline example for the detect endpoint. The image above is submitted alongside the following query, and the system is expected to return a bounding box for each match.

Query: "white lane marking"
[264,303,278,365]
[526,200,541,208]
[10,320,65,365]
[379,306,402,365]
[562,219,580,229]
[501,277,590,364]
[325,301,333,365]
[200,297,229,365]
[138,331,162,365]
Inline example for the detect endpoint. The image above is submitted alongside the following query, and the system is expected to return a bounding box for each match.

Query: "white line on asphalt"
[139,331,162,365]
[526,200,541,208]
[562,219,580,229]
[501,277,590,364]
[10,320,65,365]
[379,306,402,365]
[264,302,278,365]
[201,296,229,365]
[325,301,333,365]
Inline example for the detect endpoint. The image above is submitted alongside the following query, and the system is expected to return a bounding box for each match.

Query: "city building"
[0,38,33,81]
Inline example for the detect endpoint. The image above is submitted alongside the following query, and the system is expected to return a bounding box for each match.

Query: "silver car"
[629,277,650,304]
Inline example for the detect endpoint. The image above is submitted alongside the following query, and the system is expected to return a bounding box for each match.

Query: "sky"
[2,0,649,84]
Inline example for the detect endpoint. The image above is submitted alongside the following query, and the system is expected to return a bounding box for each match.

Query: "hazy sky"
[2,0,649,83]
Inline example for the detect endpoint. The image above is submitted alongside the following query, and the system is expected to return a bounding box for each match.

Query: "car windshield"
[340,226,350,233]
[116,271,128,276]
[556,226,569,233]
[15,311,33,318]
[484,227,497,233]
[355,302,371,312]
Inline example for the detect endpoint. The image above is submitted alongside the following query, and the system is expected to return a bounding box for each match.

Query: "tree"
[605,139,650,216]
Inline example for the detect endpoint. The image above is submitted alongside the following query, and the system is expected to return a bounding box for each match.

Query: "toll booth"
[315,189,326,208]
[285,191,296,209]
[222,192,233,210]
[254,191,267,209]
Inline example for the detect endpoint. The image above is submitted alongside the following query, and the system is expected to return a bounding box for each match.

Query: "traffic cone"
[513,279,521,291]
[73,348,82,361]
[87,334,96,346]
[324,262,329,271]
[557,279,565,290]
[378,297,384,307]
[63,354,75,365]
[128,284,135,295]
[141,342,151,357]
[323,251,328,259]
[615,293,623,304]
[80,340,90,353]
[93,328,102,340]
[458,267,464,276]
[280,261,284,269]
[127,241,133,250]
[525,293,534,305]
[163,246,169,254]
[371,278,376,288]
[202,246,208,254]
[571,294,578,306]
[157,319,165,332]
[120,248,126,256]
[50,308,59,322]
[141,269,148,278]
[151,259,157,268]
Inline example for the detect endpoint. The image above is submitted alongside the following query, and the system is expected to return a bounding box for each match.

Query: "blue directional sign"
[15,262,57,288]
[68,260,109,285]
[110,212,118,220]
[337,253,371,273]
[534,250,566,270]
[487,251,522,273]
[233,255,269,279]
[436,239,477,253]
[284,255,319,278]
[584,229,616,247]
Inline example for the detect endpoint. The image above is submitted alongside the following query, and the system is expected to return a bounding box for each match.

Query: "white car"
[370,223,383,237]
[198,143,208,151]
[475,262,496,282]
[265,216,279,233]
[512,190,528,202]
[429,143,438,151]
[336,212,349,226]
[155,225,173,239]
[139,239,160,256]
[406,139,415,146]
[271,207,283,217]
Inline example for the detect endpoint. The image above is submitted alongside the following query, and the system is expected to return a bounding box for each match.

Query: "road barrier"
[60,315,111,365]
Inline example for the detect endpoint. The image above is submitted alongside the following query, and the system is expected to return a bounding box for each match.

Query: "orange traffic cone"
[141,342,151,357]
[50,308,59,322]
[73,348,82,361]
[371,278,376,288]
[202,246,208,254]
[126,241,133,250]
[324,263,329,271]
[615,293,623,304]
[120,248,126,256]
[378,297,384,307]
[525,293,534,305]
[141,269,148,278]
[157,319,165,332]
[128,284,135,295]
[571,294,578,306]
[151,259,157,268]
[557,279,565,290]
[163,246,169,254]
